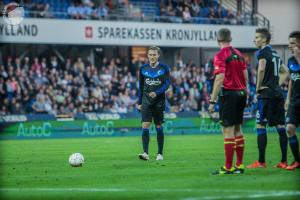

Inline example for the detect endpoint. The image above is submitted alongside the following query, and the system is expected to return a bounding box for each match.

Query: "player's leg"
[212,126,236,175]
[139,105,152,160]
[234,124,245,173]
[286,105,300,170]
[247,98,267,168]
[142,122,151,151]
[233,90,246,172]
[212,91,235,174]
[272,98,288,168]
[274,125,288,168]
[223,126,236,170]
[155,124,164,160]
[153,102,165,161]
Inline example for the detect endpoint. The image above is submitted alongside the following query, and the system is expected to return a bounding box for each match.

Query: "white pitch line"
[183,191,300,200]
[1,188,300,200]
[0,188,300,195]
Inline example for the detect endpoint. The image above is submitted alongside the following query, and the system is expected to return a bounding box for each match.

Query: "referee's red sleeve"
[213,54,225,75]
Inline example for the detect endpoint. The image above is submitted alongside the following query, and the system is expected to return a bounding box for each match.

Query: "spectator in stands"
[93,3,109,19]
[67,2,78,19]
[32,94,48,114]
[0,65,8,79]
[92,85,103,101]
[23,57,30,72]
[191,0,200,17]
[182,6,192,23]
[215,6,224,19]
[6,77,19,100]
[50,56,59,70]
[174,5,183,23]
[0,106,7,115]
[0,53,259,115]
[15,57,21,69]
[208,7,216,24]
[31,57,42,75]
[77,3,87,19]
[165,3,176,22]
[39,3,52,18]
[236,11,244,25]
[226,9,236,25]
[0,77,6,105]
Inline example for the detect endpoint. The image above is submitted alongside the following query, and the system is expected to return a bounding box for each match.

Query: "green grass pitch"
[0,133,299,200]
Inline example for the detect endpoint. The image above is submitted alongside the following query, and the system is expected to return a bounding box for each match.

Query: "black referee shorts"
[286,104,300,127]
[141,101,164,125]
[219,89,247,127]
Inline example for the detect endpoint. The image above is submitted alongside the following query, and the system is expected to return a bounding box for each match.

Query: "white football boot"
[138,152,149,161]
[156,154,163,161]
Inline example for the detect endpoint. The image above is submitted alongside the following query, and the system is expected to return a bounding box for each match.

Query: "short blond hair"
[148,46,161,55]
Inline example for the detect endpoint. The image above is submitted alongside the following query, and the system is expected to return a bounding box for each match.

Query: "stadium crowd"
[159,0,243,25]
[0,0,246,25]
[0,55,262,116]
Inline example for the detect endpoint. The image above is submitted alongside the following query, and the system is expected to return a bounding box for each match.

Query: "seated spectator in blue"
[77,3,87,19]
[67,3,78,19]
[93,3,109,19]
[84,4,93,19]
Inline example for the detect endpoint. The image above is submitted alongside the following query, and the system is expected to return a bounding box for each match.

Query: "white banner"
[0,18,257,48]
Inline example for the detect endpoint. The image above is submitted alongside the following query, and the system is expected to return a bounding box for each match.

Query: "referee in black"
[137,46,170,161]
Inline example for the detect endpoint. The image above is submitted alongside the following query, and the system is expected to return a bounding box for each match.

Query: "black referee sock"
[142,128,150,154]
[257,128,267,163]
[289,135,300,162]
[156,126,164,155]
[276,128,288,162]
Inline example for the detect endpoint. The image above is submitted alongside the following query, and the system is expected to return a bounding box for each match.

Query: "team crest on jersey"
[290,72,300,81]
[145,78,161,86]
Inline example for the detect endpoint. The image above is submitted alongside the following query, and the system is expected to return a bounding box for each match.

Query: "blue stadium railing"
[22,10,256,26]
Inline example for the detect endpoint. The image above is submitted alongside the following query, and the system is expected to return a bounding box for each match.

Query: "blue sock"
[276,128,287,162]
[142,128,149,154]
[289,135,300,162]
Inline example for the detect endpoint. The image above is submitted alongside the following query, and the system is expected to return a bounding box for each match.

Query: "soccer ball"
[69,153,84,167]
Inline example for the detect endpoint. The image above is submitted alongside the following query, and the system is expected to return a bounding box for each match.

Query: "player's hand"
[208,103,214,113]
[149,92,157,98]
[284,99,289,111]
[137,104,142,111]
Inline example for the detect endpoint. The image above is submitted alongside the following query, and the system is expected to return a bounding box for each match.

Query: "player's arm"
[138,68,144,106]
[256,58,267,92]
[152,67,170,97]
[244,69,249,85]
[209,55,225,113]
[278,63,289,86]
[210,73,224,103]
[285,78,292,110]
[243,68,250,106]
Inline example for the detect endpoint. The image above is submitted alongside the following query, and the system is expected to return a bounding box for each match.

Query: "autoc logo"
[2,2,24,26]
